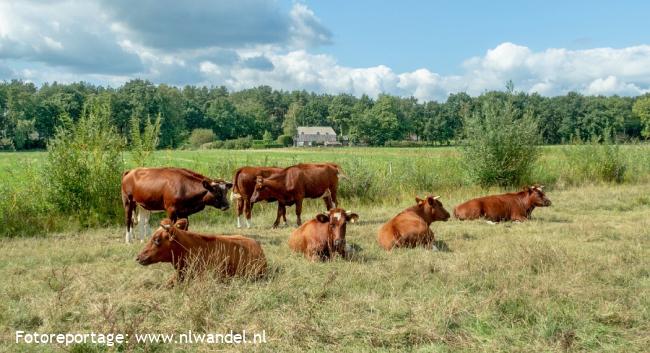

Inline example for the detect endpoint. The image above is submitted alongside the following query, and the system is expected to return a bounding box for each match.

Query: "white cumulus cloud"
[0,1,649,101]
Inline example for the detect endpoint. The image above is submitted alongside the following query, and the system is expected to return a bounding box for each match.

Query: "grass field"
[1,147,649,352]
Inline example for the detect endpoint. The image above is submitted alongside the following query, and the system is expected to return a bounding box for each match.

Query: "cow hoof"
[486,221,497,225]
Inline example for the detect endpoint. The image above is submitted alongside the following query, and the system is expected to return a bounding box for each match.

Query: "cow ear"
[202,180,215,192]
[316,214,330,223]
[345,212,359,223]
[415,196,424,204]
[224,182,233,189]
[175,219,189,230]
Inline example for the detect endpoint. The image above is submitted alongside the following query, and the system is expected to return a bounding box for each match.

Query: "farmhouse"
[294,126,340,146]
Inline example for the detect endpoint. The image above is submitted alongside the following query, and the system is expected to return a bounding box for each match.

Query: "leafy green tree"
[354,95,400,146]
[463,95,541,186]
[45,94,124,226]
[632,94,650,138]
[328,94,355,135]
[205,96,254,140]
[282,101,302,137]
[155,84,186,148]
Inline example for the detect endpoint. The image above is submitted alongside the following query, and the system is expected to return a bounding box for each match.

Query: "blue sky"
[308,0,650,73]
[1,0,649,101]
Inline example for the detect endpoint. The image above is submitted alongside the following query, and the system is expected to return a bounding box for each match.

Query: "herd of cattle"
[123,163,552,285]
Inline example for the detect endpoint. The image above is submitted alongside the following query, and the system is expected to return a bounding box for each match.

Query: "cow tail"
[335,164,348,180]
[230,168,243,200]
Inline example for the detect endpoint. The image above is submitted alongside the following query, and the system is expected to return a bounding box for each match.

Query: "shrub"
[384,140,434,147]
[262,130,273,142]
[0,167,59,237]
[130,114,161,166]
[462,96,540,187]
[188,128,216,149]
[277,134,293,147]
[0,137,15,151]
[44,100,125,227]
[222,137,253,149]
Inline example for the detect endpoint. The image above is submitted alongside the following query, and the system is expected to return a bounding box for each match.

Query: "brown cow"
[136,218,267,284]
[121,167,233,243]
[378,195,450,251]
[288,208,359,261]
[454,185,551,222]
[231,166,284,228]
[249,163,343,227]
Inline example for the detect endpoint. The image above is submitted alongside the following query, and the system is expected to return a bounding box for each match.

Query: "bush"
[44,102,125,227]
[222,137,253,149]
[0,168,59,237]
[384,140,434,147]
[277,134,293,147]
[462,97,540,187]
[188,128,216,149]
[130,114,161,166]
[0,137,15,151]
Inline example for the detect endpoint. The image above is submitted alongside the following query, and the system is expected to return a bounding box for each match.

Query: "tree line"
[1,79,649,150]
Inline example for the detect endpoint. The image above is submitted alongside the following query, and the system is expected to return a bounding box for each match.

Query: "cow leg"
[245,199,253,228]
[295,199,303,226]
[236,198,244,228]
[272,204,284,228]
[330,188,338,209]
[124,198,135,243]
[323,194,334,210]
[166,207,178,223]
[281,204,288,226]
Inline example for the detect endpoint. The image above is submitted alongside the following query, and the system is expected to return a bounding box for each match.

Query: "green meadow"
[1,146,649,352]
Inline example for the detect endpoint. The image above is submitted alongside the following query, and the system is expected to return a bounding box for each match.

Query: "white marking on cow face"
[220,184,227,190]
[333,212,342,221]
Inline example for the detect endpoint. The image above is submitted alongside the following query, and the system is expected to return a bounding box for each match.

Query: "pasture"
[1,147,649,352]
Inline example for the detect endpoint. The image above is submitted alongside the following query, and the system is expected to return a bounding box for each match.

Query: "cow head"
[416,195,450,223]
[315,208,359,256]
[525,185,552,207]
[202,179,233,211]
[250,176,271,203]
[136,218,189,266]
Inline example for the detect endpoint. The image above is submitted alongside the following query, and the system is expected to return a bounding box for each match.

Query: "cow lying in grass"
[378,195,450,250]
[454,185,552,222]
[136,218,267,285]
[289,208,359,261]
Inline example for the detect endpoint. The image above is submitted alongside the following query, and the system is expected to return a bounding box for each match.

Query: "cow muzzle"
[544,200,552,206]
[136,254,151,266]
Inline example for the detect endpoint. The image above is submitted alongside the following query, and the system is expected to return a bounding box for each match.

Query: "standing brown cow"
[121,167,232,243]
[288,208,359,261]
[249,163,343,227]
[454,185,551,222]
[136,218,267,285]
[231,166,284,228]
[378,195,450,251]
